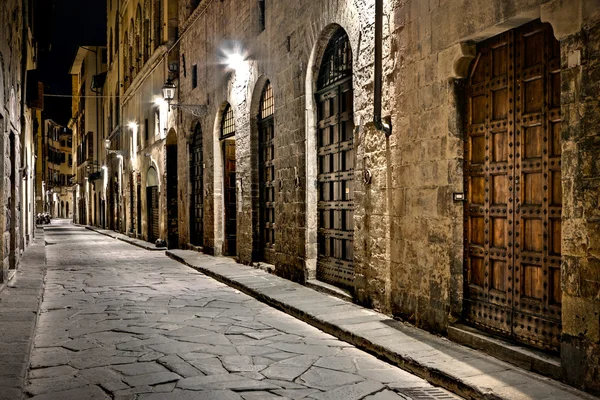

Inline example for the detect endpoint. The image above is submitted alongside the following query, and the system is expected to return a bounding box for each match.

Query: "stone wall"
[174,0,600,392]
[0,0,24,283]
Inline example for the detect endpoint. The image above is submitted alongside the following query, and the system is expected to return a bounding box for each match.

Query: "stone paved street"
[26,220,461,400]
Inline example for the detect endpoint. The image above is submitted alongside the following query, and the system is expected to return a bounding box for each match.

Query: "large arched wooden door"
[464,20,562,351]
[189,123,204,247]
[316,29,355,290]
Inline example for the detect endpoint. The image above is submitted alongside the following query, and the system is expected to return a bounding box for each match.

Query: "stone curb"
[163,249,595,400]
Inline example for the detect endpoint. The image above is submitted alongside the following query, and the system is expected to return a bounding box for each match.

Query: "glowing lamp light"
[128,121,138,130]
[226,52,245,70]
[162,80,176,103]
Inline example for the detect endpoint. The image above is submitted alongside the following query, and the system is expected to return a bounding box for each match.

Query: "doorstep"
[164,248,595,400]
[448,323,562,382]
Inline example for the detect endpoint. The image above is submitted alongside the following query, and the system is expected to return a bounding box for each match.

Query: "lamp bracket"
[107,150,127,157]
[170,103,208,117]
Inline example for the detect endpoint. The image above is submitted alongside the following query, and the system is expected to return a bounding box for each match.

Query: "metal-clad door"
[190,128,204,246]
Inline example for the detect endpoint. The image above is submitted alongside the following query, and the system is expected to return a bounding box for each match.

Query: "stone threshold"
[306,279,353,302]
[160,249,595,400]
[448,323,562,382]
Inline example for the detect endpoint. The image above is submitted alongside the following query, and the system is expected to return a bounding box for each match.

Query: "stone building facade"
[102,0,179,242]
[69,46,108,227]
[160,0,600,393]
[43,119,73,218]
[0,0,42,285]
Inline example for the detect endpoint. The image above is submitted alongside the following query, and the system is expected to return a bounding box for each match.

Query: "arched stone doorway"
[313,28,355,291]
[146,166,159,243]
[166,129,179,248]
[220,103,237,257]
[189,122,203,247]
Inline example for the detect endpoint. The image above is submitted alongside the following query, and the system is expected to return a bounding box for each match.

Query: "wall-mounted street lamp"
[162,79,207,117]
[107,149,127,158]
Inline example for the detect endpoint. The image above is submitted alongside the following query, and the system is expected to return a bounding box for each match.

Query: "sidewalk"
[161,249,595,400]
[0,229,46,400]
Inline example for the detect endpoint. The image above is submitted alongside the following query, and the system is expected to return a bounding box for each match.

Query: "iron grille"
[221,104,235,138]
[317,30,352,89]
[260,81,274,119]
[259,81,275,258]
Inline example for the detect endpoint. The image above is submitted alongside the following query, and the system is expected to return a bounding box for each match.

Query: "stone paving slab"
[28,221,462,400]
[166,249,596,400]
[85,225,166,250]
[0,229,46,400]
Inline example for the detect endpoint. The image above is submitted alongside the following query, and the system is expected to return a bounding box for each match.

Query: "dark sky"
[39,0,107,126]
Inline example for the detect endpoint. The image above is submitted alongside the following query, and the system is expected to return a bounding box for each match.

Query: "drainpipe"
[374,0,391,136]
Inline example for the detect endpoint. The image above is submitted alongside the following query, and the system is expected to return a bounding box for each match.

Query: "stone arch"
[305,23,357,281]
[166,127,177,145]
[211,101,234,255]
[146,165,159,187]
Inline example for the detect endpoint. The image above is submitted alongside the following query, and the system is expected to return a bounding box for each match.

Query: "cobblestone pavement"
[27,220,461,400]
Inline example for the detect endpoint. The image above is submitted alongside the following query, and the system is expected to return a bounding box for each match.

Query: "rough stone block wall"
[557,2,600,390]
[175,0,600,392]
[0,0,24,283]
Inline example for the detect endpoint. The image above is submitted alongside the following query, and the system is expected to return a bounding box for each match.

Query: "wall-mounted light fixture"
[107,149,127,157]
[162,79,207,117]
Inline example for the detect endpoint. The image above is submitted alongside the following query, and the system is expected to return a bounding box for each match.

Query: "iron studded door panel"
[190,133,203,246]
[167,145,178,248]
[259,117,275,262]
[317,78,355,290]
[464,20,561,351]
[224,140,237,256]
[147,186,159,243]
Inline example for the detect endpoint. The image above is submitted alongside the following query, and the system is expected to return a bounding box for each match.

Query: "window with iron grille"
[221,104,235,139]
[258,81,275,256]
[317,30,352,89]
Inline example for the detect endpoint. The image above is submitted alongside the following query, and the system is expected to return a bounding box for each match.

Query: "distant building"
[69,46,108,226]
[42,120,73,218]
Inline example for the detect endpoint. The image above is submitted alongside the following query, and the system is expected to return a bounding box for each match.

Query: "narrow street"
[28,220,460,400]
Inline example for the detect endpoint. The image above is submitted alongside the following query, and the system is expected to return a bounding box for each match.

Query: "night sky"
[39,0,107,126]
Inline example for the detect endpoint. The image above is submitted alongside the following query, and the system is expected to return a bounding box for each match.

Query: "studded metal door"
[464,20,562,351]
[224,140,237,256]
[316,30,355,290]
[147,186,159,243]
[190,126,204,247]
[167,145,178,248]
[259,82,275,263]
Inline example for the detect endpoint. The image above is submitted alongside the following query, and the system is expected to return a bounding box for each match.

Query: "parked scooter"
[36,213,51,225]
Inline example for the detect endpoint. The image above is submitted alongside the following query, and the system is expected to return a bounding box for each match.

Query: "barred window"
[259,81,274,120]
[221,104,235,138]
[317,29,352,89]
